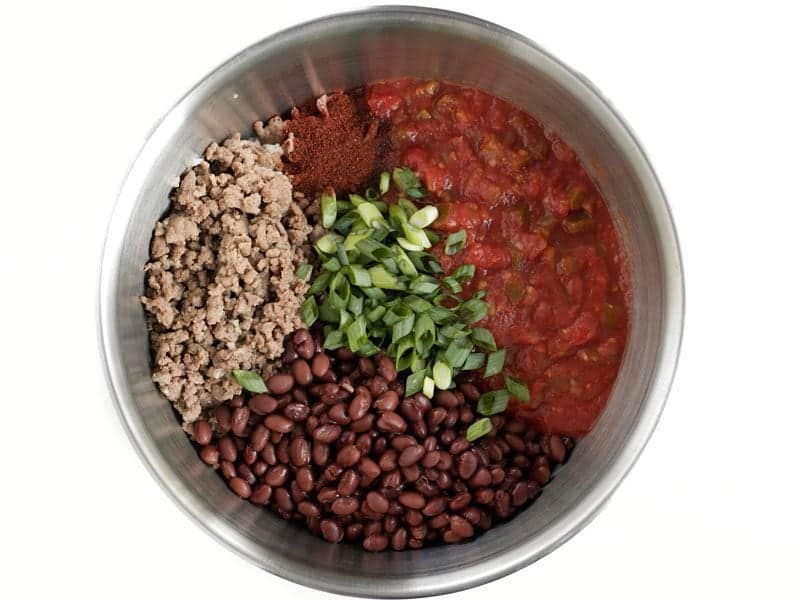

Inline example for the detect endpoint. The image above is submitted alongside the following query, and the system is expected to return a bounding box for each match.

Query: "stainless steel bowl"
[99,6,683,597]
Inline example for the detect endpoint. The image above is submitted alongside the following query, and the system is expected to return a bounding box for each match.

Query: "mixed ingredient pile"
[140,79,629,551]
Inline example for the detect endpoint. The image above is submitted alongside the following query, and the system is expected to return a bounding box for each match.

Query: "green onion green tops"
[231,369,267,393]
[466,417,493,442]
[300,168,529,417]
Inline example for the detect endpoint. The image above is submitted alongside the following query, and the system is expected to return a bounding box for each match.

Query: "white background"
[2,1,798,598]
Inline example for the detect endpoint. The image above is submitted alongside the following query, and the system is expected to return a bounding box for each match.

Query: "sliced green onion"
[471,327,497,351]
[323,329,345,350]
[394,246,418,277]
[322,256,341,272]
[366,305,387,322]
[477,390,510,416]
[413,313,436,356]
[348,193,366,207]
[445,230,467,255]
[466,417,492,442]
[344,229,372,251]
[379,171,391,195]
[339,309,353,329]
[422,376,435,399]
[397,237,425,252]
[409,275,439,295]
[459,298,488,325]
[296,263,312,281]
[316,232,342,255]
[301,296,318,327]
[401,222,432,249]
[462,352,486,371]
[358,340,380,356]
[346,265,372,287]
[405,370,426,396]
[451,264,475,282]
[392,167,425,198]
[391,313,415,341]
[333,211,360,235]
[393,336,415,371]
[409,205,439,229]
[432,361,452,390]
[484,349,507,377]
[397,198,418,217]
[442,276,462,293]
[504,375,530,402]
[321,189,337,228]
[404,296,433,313]
[346,315,368,351]
[361,286,386,301]
[444,339,472,369]
[231,369,267,393]
[357,202,387,228]
[318,300,339,323]
[347,294,364,316]
[308,271,330,295]
[429,306,454,323]
[369,265,406,290]
[382,304,412,326]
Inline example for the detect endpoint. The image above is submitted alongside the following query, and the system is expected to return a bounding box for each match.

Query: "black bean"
[297,339,315,360]
[366,491,390,513]
[214,405,232,432]
[268,373,295,395]
[422,496,447,517]
[332,497,360,516]
[312,423,342,443]
[219,460,236,480]
[363,534,389,552]
[337,444,361,468]
[457,451,478,480]
[377,412,406,434]
[265,415,294,433]
[376,355,397,382]
[369,375,389,397]
[249,394,277,415]
[250,484,271,505]
[218,436,237,462]
[399,445,425,467]
[398,491,426,509]
[320,519,344,543]
[289,438,310,466]
[334,475,360,504]
[228,477,251,498]
[265,465,289,487]
[374,390,399,412]
[193,420,212,445]
[391,527,408,551]
[291,359,313,386]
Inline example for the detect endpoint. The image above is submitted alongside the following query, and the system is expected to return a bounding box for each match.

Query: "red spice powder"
[284,92,384,195]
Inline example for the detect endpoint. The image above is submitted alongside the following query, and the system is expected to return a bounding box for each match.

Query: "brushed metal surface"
[99,6,683,597]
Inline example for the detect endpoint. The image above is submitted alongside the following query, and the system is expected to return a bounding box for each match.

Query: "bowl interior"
[101,8,682,597]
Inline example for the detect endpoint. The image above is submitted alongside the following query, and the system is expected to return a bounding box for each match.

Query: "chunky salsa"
[365,79,629,436]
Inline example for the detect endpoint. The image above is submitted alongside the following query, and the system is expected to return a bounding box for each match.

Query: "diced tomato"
[434,201,489,233]
[542,188,570,218]
[401,147,452,192]
[510,232,547,261]
[364,77,629,438]
[464,243,511,270]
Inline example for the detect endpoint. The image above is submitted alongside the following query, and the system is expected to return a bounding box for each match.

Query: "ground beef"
[141,131,312,427]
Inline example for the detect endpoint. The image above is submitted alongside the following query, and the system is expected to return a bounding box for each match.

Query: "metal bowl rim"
[98,5,685,597]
